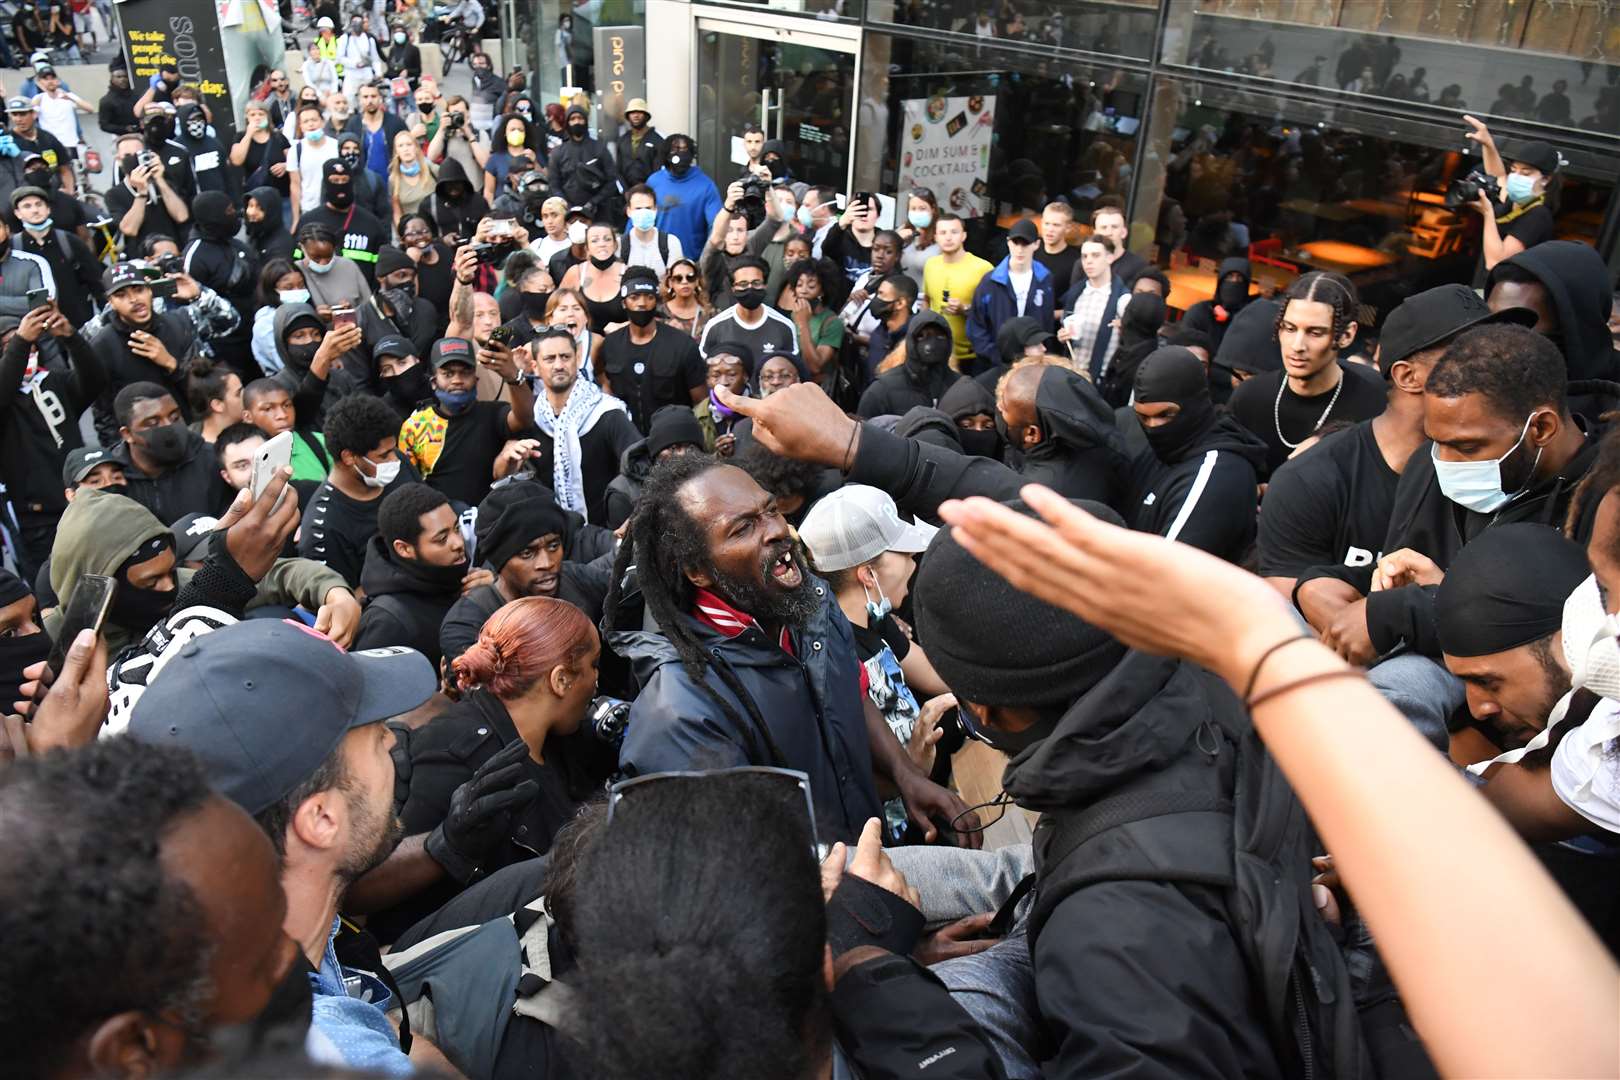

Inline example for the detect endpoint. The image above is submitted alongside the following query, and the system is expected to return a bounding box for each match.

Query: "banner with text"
[896,93,996,219]
[592,25,646,127]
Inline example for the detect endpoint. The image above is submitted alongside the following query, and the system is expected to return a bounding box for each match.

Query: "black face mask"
[340,150,363,169]
[390,280,417,299]
[1140,401,1215,464]
[567,123,586,140]
[522,290,551,318]
[913,334,952,366]
[381,364,432,404]
[109,578,175,631]
[136,422,189,467]
[1215,279,1248,310]
[762,156,783,179]
[667,153,691,178]
[588,253,615,270]
[961,705,1058,757]
[0,630,50,711]
[868,298,893,320]
[22,167,49,189]
[413,555,470,588]
[957,426,1000,458]
[245,211,274,240]
[627,307,657,327]
[143,115,174,144]
[324,181,354,210]
[442,184,467,204]
[284,341,320,371]
[734,286,766,311]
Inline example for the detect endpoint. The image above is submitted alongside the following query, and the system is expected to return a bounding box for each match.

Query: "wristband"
[825,874,925,956]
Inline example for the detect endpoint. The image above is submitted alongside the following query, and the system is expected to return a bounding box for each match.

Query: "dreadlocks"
[1274,270,1364,345]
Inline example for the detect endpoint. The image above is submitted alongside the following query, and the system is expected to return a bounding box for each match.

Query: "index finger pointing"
[713,384,758,416]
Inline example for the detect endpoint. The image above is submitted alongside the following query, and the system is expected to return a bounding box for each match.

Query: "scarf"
[533,376,623,518]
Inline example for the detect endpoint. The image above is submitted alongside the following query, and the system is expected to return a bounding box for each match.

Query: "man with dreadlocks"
[605,453,981,846]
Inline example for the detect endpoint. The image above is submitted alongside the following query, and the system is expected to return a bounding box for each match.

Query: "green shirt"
[291,430,330,483]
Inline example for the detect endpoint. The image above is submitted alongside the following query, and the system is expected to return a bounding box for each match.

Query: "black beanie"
[376,245,414,279]
[1437,523,1588,658]
[915,499,1128,708]
[475,482,568,570]
[647,405,706,459]
[0,568,30,608]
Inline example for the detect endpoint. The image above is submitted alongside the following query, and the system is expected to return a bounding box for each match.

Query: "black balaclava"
[1212,256,1252,313]
[178,103,207,143]
[938,377,1000,458]
[281,313,324,373]
[109,534,177,631]
[142,109,175,147]
[1119,293,1166,350]
[1133,346,1216,464]
[0,570,48,708]
[192,191,238,242]
[22,160,50,190]
[1436,522,1590,659]
[566,104,587,140]
[323,163,355,211]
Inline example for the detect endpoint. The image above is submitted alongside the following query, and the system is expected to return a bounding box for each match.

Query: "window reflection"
[867,0,1158,59]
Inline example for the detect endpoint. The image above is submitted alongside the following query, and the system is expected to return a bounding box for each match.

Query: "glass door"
[694,15,859,193]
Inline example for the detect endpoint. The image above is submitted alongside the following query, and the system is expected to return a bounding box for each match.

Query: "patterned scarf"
[533,375,623,517]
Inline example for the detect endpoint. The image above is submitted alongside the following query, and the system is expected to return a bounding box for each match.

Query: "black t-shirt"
[242,133,292,196]
[1035,244,1080,293]
[597,324,705,432]
[298,480,385,589]
[1229,360,1387,476]
[420,401,512,508]
[1473,203,1557,288]
[548,246,583,286]
[414,243,456,336]
[849,611,912,664]
[13,128,69,175]
[1257,420,1401,580]
[105,180,182,249]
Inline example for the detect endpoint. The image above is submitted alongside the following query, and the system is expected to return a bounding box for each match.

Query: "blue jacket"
[1060,276,1130,383]
[966,257,1056,362]
[612,578,883,843]
[646,166,724,263]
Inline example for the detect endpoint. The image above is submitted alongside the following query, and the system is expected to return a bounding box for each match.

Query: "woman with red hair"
[375,596,617,937]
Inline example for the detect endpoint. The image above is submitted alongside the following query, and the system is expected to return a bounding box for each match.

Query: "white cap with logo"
[798,484,937,573]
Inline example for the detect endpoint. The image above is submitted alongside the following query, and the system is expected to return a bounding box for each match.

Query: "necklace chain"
[1274,369,1344,449]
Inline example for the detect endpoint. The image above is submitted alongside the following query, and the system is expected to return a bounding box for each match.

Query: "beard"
[705,539,820,630]
[337,784,406,883]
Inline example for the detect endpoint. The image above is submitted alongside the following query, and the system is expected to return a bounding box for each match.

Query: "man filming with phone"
[89,262,197,447]
[823,191,880,285]
[105,132,190,250]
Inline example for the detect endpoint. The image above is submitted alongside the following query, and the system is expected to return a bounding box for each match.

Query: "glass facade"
[504,0,649,102]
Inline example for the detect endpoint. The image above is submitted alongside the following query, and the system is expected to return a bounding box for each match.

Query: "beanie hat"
[376,245,414,279]
[474,481,568,571]
[646,405,706,459]
[915,499,1127,708]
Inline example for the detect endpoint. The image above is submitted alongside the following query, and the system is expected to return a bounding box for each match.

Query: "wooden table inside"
[1291,240,1400,274]
[1166,268,1260,312]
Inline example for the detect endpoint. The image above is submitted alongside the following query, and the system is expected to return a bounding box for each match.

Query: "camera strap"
[1496,193,1546,227]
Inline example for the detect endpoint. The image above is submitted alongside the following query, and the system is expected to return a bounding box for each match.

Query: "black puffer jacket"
[351,535,465,668]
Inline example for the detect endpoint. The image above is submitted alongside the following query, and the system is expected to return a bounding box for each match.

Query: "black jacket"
[1179,256,1254,356]
[602,435,654,530]
[109,428,228,525]
[856,311,964,419]
[439,560,613,663]
[98,86,140,136]
[90,310,197,446]
[1013,651,1286,1079]
[385,42,423,82]
[352,535,465,668]
[547,132,620,219]
[613,125,664,189]
[16,226,103,328]
[1300,389,1615,656]
[0,330,105,520]
[245,186,296,263]
[1125,413,1267,562]
[1499,241,1620,381]
[1018,364,1131,508]
[421,158,492,244]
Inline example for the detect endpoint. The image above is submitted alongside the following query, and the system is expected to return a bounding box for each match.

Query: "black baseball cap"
[374,334,413,361]
[430,336,475,369]
[1006,219,1038,245]
[104,261,147,295]
[1377,284,1537,375]
[1509,140,1561,176]
[171,512,220,563]
[622,265,659,296]
[127,619,436,815]
[62,446,116,486]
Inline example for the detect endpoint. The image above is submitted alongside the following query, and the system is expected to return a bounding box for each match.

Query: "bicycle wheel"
[441,32,462,75]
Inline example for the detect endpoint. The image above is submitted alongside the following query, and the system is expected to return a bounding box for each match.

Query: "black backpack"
[1029,716,1373,1080]
[619,228,671,267]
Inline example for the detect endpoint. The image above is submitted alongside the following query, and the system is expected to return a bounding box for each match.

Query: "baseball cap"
[103,261,147,296]
[625,98,650,116]
[316,15,334,27]
[374,334,414,361]
[1377,284,1537,375]
[62,446,115,486]
[5,97,32,113]
[430,337,475,369]
[799,484,938,573]
[565,204,591,221]
[1509,140,1561,176]
[127,619,435,815]
[171,513,220,563]
[622,266,659,296]
[1006,219,1038,245]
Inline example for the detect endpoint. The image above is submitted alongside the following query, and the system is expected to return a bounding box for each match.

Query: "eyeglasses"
[605,766,824,859]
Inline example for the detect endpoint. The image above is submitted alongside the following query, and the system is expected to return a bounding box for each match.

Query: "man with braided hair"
[604,453,980,846]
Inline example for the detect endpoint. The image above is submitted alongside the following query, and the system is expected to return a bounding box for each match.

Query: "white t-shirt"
[33,92,78,150]
[293,134,341,212]
[1008,266,1032,312]
[624,229,684,277]
[1551,695,1620,834]
[531,233,571,266]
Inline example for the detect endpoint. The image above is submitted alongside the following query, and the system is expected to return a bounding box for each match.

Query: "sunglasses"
[605,766,824,859]
[669,273,696,283]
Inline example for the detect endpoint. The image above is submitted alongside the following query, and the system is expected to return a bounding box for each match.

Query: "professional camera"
[156,253,184,276]
[734,174,768,231]
[586,695,632,747]
[470,239,514,265]
[446,109,465,131]
[1444,168,1503,211]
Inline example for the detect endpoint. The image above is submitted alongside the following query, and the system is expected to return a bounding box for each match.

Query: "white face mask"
[862,575,892,621]
[278,287,310,305]
[1469,573,1620,775]
[1430,412,1542,515]
[358,455,401,489]
[567,221,588,245]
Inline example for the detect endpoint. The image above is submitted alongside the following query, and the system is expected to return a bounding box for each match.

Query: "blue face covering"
[305,258,334,275]
[435,387,477,415]
[907,209,933,230]
[1431,412,1542,514]
[796,205,815,229]
[400,159,421,177]
[863,578,892,621]
[1505,173,1538,204]
[629,207,657,232]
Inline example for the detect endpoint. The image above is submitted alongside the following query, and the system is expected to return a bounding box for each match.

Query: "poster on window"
[896,94,996,219]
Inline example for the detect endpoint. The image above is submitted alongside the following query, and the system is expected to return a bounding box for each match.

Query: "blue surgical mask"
[1431,412,1543,514]
[22,216,50,233]
[1505,173,1538,204]
[862,577,891,621]
[907,209,933,230]
[304,258,334,275]
[400,159,421,176]
[629,207,657,232]
[796,205,815,229]
[435,386,477,415]
[278,287,310,304]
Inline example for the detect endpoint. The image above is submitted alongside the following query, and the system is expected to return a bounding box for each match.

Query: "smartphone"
[251,430,294,500]
[149,278,178,300]
[854,191,877,214]
[31,574,116,710]
[488,218,515,237]
[331,305,358,331]
[486,324,515,347]
[25,287,50,310]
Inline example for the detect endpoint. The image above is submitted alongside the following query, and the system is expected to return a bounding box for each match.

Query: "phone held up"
[31,574,116,710]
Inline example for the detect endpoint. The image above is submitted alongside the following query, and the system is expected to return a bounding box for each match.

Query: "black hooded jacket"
[603,436,654,531]
[183,192,259,359]
[175,103,238,202]
[856,310,964,419]
[1179,256,1253,355]
[90,310,197,446]
[937,377,1002,459]
[1100,292,1167,407]
[351,534,465,668]
[245,186,296,263]
[1299,385,1618,656]
[546,107,621,220]
[1020,365,1131,507]
[421,157,491,243]
[1126,413,1266,562]
[1007,651,1286,1079]
[1495,241,1620,382]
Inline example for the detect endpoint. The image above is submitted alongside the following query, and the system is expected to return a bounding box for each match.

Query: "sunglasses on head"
[605,766,825,860]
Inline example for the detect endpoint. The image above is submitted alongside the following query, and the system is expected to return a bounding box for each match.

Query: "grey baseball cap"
[799,483,937,573]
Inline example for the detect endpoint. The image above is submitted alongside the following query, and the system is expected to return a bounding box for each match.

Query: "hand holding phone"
[25,287,51,311]
[251,431,295,501]
[331,305,358,331]
[29,575,116,714]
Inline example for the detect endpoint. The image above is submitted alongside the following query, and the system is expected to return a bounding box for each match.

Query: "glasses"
[733,279,766,290]
[669,273,696,283]
[605,766,824,859]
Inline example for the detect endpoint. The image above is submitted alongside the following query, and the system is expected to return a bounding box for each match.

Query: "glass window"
[1162,0,1620,138]
[855,34,1148,257]
[509,0,648,103]
[865,0,1158,59]
[693,0,863,24]
[1127,76,1618,321]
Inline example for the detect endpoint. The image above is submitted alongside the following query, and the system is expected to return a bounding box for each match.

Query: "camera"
[446,110,465,131]
[734,174,768,231]
[586,695,632,747]
[470,240,513,265]
[1444,168,1503,210]
[156,253,183,276]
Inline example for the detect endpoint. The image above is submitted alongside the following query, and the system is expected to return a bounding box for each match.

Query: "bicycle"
[87,213,120,268]
[434,9,476,75]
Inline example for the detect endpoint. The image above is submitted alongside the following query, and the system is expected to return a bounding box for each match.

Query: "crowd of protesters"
[0,29,1615,1079]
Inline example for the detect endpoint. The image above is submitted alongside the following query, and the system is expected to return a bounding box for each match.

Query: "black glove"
[825,873,925,957]
[425,738,539,884]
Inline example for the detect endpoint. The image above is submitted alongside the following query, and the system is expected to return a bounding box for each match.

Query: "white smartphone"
[251,430,294,500]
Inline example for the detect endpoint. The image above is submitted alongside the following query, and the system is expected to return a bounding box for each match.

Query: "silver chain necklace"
[1273,368,1344,450]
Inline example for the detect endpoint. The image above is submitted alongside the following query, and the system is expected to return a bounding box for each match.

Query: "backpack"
[619,228,671,269]
[1029,717,1373,1080]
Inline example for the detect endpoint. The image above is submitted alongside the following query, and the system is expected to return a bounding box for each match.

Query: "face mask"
[393,31,406,43]
[279,288,310,305]
[522,290,551,318]
[0,630,51,710]
[913,334,952,366]
[1215,279,1248,310]
[305,129,325,144]
[390,280,416,299]
[1431,412,1543,515]
[627,307,657,327]
[358,455,401,489]
[1140,399,1216,464]
[567,221,588,245]
[862,577,891,620]
[381,364,431,403]
[109,579,176,631]
[568,123,586,140]
[667,152,691,177]
[868,298,893,320]
[435,386,477,415]
[418,100,435,114]
[326,182,355,210]
[960,705,1056,757]
[796,205,815,229]
[285,341,320,371]
[734,286,766,311]
[763,157,783,179]
[400,159,421,177]
[1505,174,1538,204]
[907,209,933,230]
[305,255,336,275]
[507,131,525,148]
[22,167,49,189]
[184,119,206,140]
[144,115,174,142]
[137,422,189,466]
[587,253,615,271]
[22,216,50,233]
[958,426,999,458]
[629,207,657,232]
[340,149,362,169]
